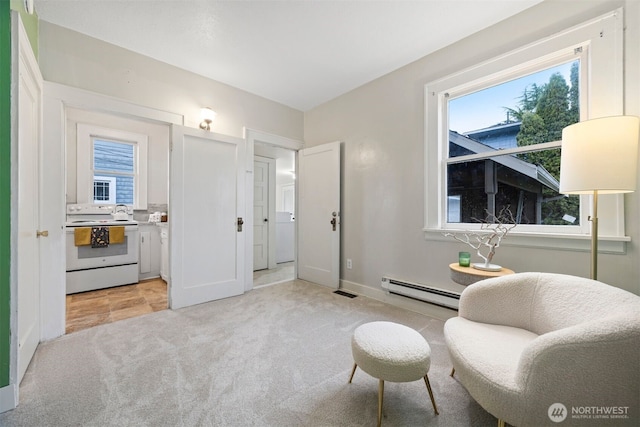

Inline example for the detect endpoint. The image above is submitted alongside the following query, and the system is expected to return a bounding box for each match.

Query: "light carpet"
[0,280,496,426]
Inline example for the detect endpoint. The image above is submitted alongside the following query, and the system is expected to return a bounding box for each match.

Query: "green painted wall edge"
[0,0,12,388]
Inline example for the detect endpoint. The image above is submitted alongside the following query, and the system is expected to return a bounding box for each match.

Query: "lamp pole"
[589,190,598,280]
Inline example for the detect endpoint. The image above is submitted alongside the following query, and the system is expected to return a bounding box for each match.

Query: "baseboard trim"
[0,383,17,413]
[339,279,458,322]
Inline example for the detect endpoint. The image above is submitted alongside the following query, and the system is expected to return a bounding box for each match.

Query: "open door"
[297,142,341,288]
[13,12,43,384]
[169,126,245,309]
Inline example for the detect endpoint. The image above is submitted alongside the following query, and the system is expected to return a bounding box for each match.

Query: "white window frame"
[93,175,116,204]
[77,123,148,209]
[424,8,629,253]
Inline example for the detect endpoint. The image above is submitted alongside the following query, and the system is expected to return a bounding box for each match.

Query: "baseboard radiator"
[381,276,460,310]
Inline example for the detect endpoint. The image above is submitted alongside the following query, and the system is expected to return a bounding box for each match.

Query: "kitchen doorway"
[63,107,171,333]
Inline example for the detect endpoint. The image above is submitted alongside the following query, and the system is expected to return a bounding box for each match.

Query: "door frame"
[40,81,182,342]
[244,128,303,292]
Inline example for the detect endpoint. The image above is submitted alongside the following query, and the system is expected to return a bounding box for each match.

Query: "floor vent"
[381,276,460,310]
[334,290,357,298]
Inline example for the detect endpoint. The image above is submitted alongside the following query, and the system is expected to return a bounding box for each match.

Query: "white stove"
[65,203,137,226]
[65,204,139,294]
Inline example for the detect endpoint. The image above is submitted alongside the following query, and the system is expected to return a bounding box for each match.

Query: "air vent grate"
[333,290,357,298]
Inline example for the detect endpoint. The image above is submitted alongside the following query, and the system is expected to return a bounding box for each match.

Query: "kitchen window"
[93,139,135,205]
[424,9,628,251]
[77,124,148,209]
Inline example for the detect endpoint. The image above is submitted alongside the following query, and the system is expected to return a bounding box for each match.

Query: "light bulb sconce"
[199,107,217,131]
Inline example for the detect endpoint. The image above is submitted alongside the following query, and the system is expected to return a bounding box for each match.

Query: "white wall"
[276,156,295,212]
[304,0,640,299]
[38,22,303,141]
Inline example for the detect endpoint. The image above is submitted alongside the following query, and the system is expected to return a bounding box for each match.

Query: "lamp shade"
[560,116,639,194]
[200,107,217,122]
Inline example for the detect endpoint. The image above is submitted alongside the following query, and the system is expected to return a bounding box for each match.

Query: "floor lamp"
[559,116,639,280]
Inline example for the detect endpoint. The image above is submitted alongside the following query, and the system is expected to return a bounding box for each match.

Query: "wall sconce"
[199,107,217,131]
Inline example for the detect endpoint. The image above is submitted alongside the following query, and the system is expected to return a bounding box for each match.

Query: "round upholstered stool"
[348,321,438,426]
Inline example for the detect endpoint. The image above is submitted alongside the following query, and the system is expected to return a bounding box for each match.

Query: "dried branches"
[443,207,517,269]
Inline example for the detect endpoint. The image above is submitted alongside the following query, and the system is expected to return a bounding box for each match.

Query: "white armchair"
[444,272,640,427]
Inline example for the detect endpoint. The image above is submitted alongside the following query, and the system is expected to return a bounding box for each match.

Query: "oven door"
[66,225,139,271]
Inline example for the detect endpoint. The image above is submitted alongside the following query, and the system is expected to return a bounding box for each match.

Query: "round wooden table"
[449,263,514,286]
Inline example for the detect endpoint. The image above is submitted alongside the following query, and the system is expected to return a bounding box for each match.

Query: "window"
[93,139,135,205]
[93,175,116,203]
[424,9,627,249]
[77,124,148,209]
[447,60,581,226]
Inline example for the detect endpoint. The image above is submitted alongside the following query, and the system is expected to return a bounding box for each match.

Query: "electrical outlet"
[346,259,352,269]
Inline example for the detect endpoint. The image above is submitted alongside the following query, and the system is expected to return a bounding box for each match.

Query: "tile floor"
[65,278,167,334]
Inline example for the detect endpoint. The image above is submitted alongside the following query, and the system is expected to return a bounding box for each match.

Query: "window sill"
[423,228,629,255]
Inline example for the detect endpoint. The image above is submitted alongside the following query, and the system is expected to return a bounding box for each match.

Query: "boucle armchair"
[444,272,640,427]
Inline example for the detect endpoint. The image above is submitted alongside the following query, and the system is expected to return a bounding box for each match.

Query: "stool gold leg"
[450,367,455,377]
[348,363,358,383]
[498,419,505,427]
[423,374,439,415]
[377,379,384,427]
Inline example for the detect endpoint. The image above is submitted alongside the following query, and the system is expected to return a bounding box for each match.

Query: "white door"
[253,157,270,271]
[14,15,43,382]
[169,126,245,309]
[297,142,341,288]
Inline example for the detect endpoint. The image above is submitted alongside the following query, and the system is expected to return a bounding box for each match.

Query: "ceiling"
[34,0,543,112]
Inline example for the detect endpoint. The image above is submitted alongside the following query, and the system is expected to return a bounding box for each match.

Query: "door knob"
[330,217,337,231]
[36,230,49,237]
[237,217,244,232]
[264,218,268,222]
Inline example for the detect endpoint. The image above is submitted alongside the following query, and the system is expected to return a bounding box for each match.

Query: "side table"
[449,263,514,286]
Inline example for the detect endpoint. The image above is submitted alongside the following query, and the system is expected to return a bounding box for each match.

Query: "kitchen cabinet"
[138,223,161,280]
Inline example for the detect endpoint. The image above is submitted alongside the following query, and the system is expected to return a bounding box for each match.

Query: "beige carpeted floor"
[0,280,496,426]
